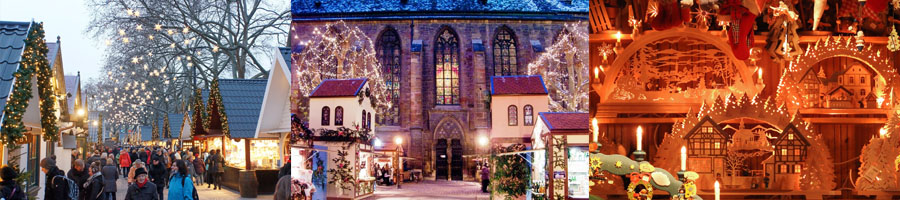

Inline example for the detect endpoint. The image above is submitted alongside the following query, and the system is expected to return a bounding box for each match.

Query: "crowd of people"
[36,145,229,200]
[0,144,292,200]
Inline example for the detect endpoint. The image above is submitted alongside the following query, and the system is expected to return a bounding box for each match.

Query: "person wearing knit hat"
[125,168,158,200]
[40,157,68,200]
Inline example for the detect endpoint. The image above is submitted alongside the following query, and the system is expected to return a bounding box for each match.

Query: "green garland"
[97,115,103,143]
[192,88,206,134]
[1,22,54,199]
[163,114,170,139]
[206,79,230,138]
[492,144,530,199]
[152,121,160,141]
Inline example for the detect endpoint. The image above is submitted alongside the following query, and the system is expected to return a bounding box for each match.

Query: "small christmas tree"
[800,134,836,190]
[328,145,355,193]
[856,111,900,190]
[887,25,899,52]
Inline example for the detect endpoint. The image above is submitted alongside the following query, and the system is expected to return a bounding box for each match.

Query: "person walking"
[102,158,119,200]
[273,175,291,200]
[128,160,148,184]
[125,168,158,200]
[167,160,195,200]
[68,159,90,200]
[40,158,69,200]
[190,154,204,186]
[205,150,223,190]
[120,150,132,179]
[0,166,25,200]
[480,165,490,193]
[149,157,168,200]
[85,162,105,200]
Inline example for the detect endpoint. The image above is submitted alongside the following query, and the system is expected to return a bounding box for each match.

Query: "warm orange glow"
[636,126,643,151]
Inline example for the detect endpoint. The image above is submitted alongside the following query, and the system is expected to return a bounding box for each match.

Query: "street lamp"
[394,136,403,189]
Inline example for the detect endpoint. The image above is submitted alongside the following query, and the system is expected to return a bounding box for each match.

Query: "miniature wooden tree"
[856,111,900,190]
[800,133,836,190]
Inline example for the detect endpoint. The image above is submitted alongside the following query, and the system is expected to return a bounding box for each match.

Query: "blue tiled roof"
[168,114,184,139]
[291,0,588,20]
[140,125,152,141]
[217,79,267,138]
[0,21,30,122]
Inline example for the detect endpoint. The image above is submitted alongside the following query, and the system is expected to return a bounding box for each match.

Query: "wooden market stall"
[531,112,590,200]
[206,79,280,197]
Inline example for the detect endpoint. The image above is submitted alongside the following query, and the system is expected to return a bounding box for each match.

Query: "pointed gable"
[683,116,729,140]
[773,123,810,147]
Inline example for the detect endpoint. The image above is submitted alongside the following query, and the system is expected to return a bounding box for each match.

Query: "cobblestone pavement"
[113,176,274,200]
[364,180,491,200]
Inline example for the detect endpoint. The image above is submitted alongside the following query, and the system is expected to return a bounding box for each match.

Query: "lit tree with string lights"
[85,0,289,80]
[83,0,287,127]
[527,23,590,112]
[292,21,393,119]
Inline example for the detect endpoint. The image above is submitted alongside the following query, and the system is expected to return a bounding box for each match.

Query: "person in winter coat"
[120,150,132,179]
[183,155,195,182]
[190,155,204,186]
[41,158,69,200]
[0,166,26,200]
[102,158,119,200]
[68,159,90,200]
[167,160,194,200]
[273,175,291,200]
[125,168,158,200]
[84,162,105,200]
[205,150,224,190]
[149,157,168,200]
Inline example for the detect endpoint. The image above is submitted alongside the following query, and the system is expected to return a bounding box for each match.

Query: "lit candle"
[592,118,599,142]
[636,126,643,151]
[714,180,721,200]
[681,146,687,171]
[594,66,600,80]
[615,31,622,44]
[758,68,763,81]
[880,128,887,138]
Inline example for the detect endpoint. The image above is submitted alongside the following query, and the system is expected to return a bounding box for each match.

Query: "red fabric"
[866,0,888,13]
[120,153,132,167]
[137,179,148,188]
[720,0,757,60]
[839,0,881,22]
[650,1,690,31]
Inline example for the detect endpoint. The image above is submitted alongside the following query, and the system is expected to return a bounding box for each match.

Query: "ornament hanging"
[766,1,802,60]
[812,0,828,31]
[888,25,900,52]
[719,0,761,60]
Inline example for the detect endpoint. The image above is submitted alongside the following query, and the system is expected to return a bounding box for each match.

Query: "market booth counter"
[531,112,591,200]
[313,134,376,200]
[221,137,282,194]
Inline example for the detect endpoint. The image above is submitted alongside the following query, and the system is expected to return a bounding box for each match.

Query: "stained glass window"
[335,106,343,126]
[435,26,460,105]
[523,105,534,126]
[322,107,330,126]
[493,26,517,76]
[508,105,517,126]
[378,27,401,125]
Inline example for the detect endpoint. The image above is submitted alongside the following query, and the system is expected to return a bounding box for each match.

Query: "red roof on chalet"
[491,75,548,95]
[310,78,368,97]
[539,112,589,131]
